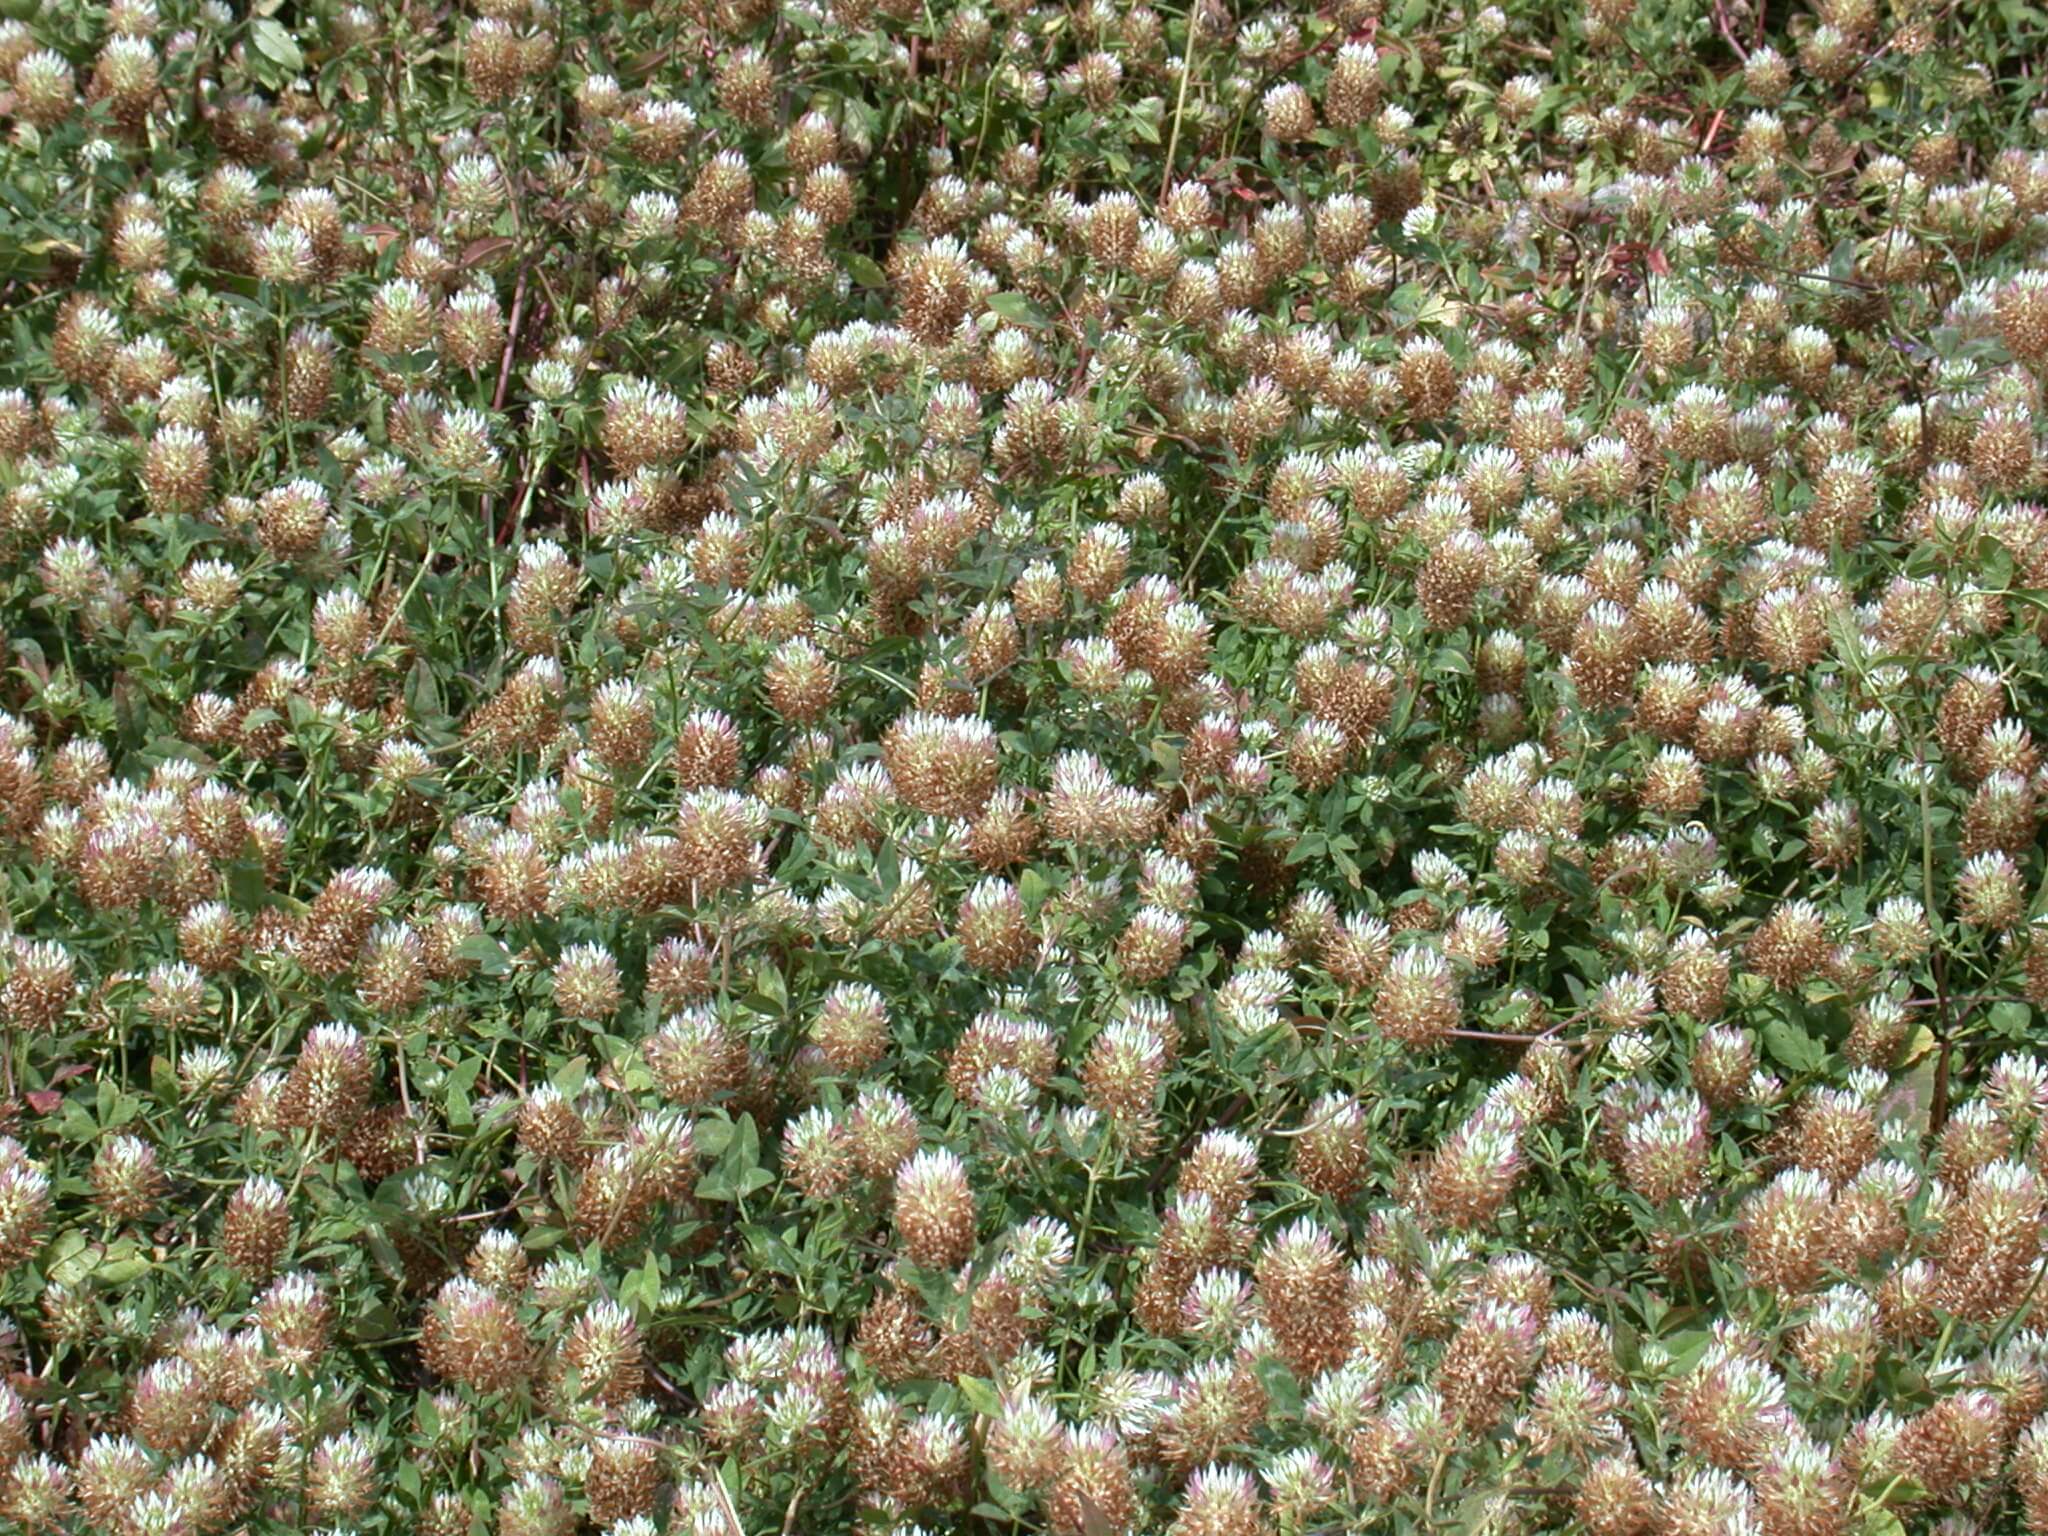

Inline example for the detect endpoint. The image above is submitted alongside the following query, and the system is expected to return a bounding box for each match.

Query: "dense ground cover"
[5,0,2048,1531]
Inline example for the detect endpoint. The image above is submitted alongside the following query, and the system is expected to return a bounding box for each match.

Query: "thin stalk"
[1159,5,1203,201]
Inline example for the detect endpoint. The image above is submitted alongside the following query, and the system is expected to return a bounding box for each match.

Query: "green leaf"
[956,1374,1002,1417]
[98,1239,149,1284]
[251,18,304,74]
[694,1117,732,1159]
[985,291,1047,327]
[1988,1000,2034,1038]
[1763,1018,1826,1076]
[455,932,512,975]
[698,1113,765,1201]
[627,1250,663,1313]
[748,962,787,1013]
[44,1232,100,1286]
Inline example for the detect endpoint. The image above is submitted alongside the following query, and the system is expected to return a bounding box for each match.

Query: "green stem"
[1159,4,1203,201]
